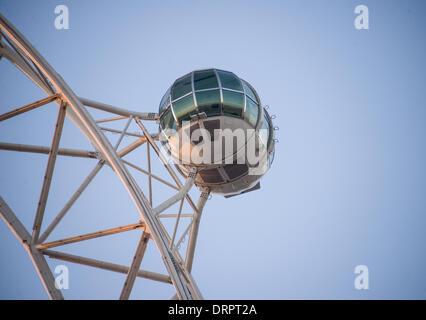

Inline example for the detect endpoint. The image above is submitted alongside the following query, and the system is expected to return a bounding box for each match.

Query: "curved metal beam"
[0,13,200,300]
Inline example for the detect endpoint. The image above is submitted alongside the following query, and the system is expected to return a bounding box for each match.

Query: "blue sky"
[1,0,426,299]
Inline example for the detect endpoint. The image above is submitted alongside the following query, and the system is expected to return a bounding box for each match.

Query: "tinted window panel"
[217,70,243,91]
[172,94,197,125]
[172,74,192,100]
[194,70,218,90]
[242,80,258,103]
[196,89,221,116]
[159,87,171,114]
[245,96,259,127]
[222,90,244,117]
[259,114,270,147]
[160,108,177,133]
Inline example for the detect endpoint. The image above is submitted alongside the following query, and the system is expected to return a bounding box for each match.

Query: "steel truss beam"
[135,119,199,214]
[32,101,67,242]
[37,222,145,250]
[0,14,207,300]
[0,141,98,159]
[43,249,171,284]
[159,213,193,218]
[100,126,144,138]
[153,171,197,217]
[0,37,53,94]
[0,94,60,122]
[122,159,179,191]
[120,231,150,300]
[80,97,158,121]
[96,116,128,124]
[186,190,210,272]
[0,197,63,300]
[38,161,104,243]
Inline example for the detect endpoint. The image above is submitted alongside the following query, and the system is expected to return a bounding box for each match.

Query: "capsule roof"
[158,68,262,130]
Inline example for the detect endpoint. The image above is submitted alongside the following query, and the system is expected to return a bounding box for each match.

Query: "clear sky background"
[1,0,426,299]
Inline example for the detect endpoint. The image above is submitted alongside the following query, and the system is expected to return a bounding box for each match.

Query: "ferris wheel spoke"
[99,126,144,138]
[42,249,171,284]
[0,93,60,122]
[117,137,147,157]
[169,198,185,248]
[119,231,150,300]
[146,142,153,206]
[80,97,158,121]
[1,12,212,300]
[32,102,67,243]
[113,116,133,151]
[135,118,199,214]
[37,222,145,250]
[0,141,98,159]
[37,160,104,244]
[96,115,128,124]
[122,159,179,190]
[1,30,55,94]
[185,190,209,272]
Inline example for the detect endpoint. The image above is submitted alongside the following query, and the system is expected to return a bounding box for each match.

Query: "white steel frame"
[0,13,210,300]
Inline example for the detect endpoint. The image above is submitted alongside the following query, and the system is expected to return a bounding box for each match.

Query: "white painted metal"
[0,44,52,93]
[0,14,210,300]
[147,142,153,205]
[135,119,199,213]
[38,161,104,243]
[96,115,128,123]
[37,222,145,250]
[0,94,60,122]
[43,249,171,284]
[80,97,158,121]
[186,189,210,273]
[119,231,150,300]
[1,13,199,300]
[122,159,179,190]
[100,125,144,138]
[32,102,67,242]
[170,199,185,247]
[0,141,98,159]
[0,197,63,300]
[153,171,196,217]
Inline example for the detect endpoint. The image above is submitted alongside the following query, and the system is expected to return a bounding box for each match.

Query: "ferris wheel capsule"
[158,69,276,197]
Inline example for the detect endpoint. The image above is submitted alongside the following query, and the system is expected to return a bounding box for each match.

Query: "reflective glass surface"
[159,69,267,132]
[242,80,258,103]
[160,107,177,133]
[172,74,192,100]
[222,90,244,117]
[172,94,197,125]
[194,69,218,91]
[159,87,171,115]
[245,96,259,127]
[196,89,221,116]
[259,113,270,147]
[217,70,243,91]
